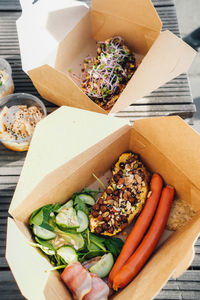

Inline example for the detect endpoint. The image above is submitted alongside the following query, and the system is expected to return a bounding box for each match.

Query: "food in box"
[6,107,200,300]
[17,0,196,114]
[27,152,175,298]
[73,36,137,110]
[0,93,46,151]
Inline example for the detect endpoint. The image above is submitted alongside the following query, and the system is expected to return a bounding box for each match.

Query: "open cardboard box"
[17,0,196,114]
[6,106,200,300]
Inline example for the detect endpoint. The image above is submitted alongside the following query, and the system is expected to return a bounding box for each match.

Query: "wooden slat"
[0,7,194,112]
[0,5,193,116]
[0,271,25,299]
[155,291,200,300]
[0,0,175,11]
[0,0,199,300]
[0,267,200,300]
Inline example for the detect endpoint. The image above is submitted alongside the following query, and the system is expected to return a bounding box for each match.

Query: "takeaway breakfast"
[72,36,137,110]
[29,151,194,299]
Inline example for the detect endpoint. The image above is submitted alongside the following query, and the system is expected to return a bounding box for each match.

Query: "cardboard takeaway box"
[6,106,200,300]
[17,0,196,114]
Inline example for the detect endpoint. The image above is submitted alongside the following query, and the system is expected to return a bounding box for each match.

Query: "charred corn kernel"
[89,152,150,236]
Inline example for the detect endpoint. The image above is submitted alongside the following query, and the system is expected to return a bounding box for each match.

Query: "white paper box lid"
[17,0,89,72]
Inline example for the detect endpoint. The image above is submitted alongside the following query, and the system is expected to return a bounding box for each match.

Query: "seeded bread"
[89,152,150,236]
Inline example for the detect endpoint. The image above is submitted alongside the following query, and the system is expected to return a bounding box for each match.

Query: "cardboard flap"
[91,0,162,32]
[133,116,200,192]
[115,211,200,300]
[6,218,69,300]
[173,246,195,278]
[110,30,196,113]
[16,0,88,72]
[9,106,129,219]
[28,64,106,114]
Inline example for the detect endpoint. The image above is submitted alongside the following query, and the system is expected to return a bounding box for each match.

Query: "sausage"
[108,173,163,286]
[112,185,174,290]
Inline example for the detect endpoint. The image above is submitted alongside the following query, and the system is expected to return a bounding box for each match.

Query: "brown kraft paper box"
[6,106,200,300]
[17,0,196,114]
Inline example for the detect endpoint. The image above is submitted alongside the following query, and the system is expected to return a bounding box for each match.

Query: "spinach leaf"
[41,206,54,231]
[30,205,54,231]
[74,196,89,216]
[29,240,55,256]
[51,203,61,212]
[87,242,101,251]
[89,233,106,251]
[79,250,105,263]
[104,237,124,259]
[35,237,55,251]
[86,228,90,247]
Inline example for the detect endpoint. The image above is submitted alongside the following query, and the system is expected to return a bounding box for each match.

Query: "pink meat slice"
[83,273,109,300]
[61,262,92,300]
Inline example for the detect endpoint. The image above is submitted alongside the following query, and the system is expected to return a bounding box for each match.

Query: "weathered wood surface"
[0,0,199,299]
[0,0,178,10]
[0,4,196,117]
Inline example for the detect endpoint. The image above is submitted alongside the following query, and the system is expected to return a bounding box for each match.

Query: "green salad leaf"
[35,237,55,251]
[28,241,55,256]
[30,204,60,231]
[29,187,124,270]
[87,242,101,251]
[89,233,106,251]
[104,237,124,259]
[51,203,61,212]
[79,250,105,263]
[74,196,89,216]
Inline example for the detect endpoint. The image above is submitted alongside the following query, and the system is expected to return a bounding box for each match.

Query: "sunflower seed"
[135,174,142,184]
[107,199,114,205]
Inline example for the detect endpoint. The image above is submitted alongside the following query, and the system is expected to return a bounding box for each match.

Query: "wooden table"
[0,0,199,299]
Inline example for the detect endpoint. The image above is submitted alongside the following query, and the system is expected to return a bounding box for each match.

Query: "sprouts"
[73,36,136,110]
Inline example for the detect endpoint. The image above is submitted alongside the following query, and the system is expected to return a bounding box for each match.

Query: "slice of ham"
[61,262,92,300]
[83,273,109,300]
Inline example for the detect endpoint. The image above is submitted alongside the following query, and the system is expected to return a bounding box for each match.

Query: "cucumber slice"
[57,246,78,264]
[75,194,95,206]
[76,210,88,232]
[58,200,73,212]
[89,253,114,278]
[56,207,79,229]
[33,225,57,240]
[30,209,43,226]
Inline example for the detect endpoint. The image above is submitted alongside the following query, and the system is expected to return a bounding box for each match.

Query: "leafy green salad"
[29,188,124,278]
